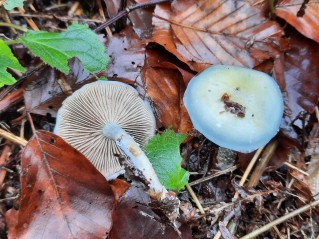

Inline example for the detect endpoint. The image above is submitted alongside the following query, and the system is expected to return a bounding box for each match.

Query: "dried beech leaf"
[284,31,319,123]
[109,185,192,239]
[275,0,319,43]
[104,27,146,95]
[23,60,94,117]
[143,64,192,134]
[12,130,115,239]
[152,0,283,71]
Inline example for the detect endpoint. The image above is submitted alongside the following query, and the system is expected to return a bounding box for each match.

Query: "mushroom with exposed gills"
[54,81,168,199]
[183,65,284,153]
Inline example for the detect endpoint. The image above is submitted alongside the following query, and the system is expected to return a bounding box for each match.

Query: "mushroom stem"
[103,123,168,199]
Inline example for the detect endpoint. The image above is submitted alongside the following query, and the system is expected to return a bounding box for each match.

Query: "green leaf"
[145,129,189,192]
[0,39,25,87]
[3,0,25,10]
[20,23,108,74]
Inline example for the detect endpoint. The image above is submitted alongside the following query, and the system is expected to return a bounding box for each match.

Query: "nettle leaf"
[20,23,108,74]
[0,39,25,87]
[3,0,25,10]
[145,129,189,191]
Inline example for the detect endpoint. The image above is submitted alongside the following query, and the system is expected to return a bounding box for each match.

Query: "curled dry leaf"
[142,49,193,134]
[23,60,94,117]
[152,0,283,72]
[109,184,192,239]
[275,0,319,43]
[8,130,115,239]
[283,30,319,124]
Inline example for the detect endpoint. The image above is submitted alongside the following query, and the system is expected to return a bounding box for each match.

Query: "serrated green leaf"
[3,0,25,10]
[20,23,108,74]
[0,39,25,87]
[145,129,189,192]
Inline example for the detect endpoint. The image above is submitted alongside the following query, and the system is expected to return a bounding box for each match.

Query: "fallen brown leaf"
[8,130,115,239]
[104,26,147,95]
[152,0,283,72]
[283,30,319,124]
[142,49,193,134]
[275,0,319,43]
[109,184,192,239]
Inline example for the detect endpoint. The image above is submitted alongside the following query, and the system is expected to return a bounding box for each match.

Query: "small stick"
[27,112,36,135]
[284,161,309,176]
[240,199,319,239]
[214,146,264,239]
[94,0,172,32]
[0,145,11,186]
[0,129,27,146]
[97,0,112,36]
[186,183,205,215]
[247,140,277,188]
[188,165,238,186]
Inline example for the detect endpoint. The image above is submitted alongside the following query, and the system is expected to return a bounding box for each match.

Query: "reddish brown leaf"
[109,185,192,239]
[10,130,115,239]
[284,31,319,123]
[152,0,283,72]
[109,179,130,202]
[0,88,23,112]
[275,0,319,43]
[142,50,193,134]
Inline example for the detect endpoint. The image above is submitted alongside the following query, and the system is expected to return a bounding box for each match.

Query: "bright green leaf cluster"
[3,0,25,10]
[0,23,108,87]
[20,23,109,74]
[0,39,25,87]
[145,129,189,192]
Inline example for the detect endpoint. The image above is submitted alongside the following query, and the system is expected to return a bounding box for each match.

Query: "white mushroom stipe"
[54,81,158,183]
[103,123,168,198]
[184,65,284,153]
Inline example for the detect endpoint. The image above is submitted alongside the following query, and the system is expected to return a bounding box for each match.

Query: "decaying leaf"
[142,49,193,134]
[283,30,319,124]
[275,0,319,43]
[9,130,115,238]
[23,60,96,117]
[152,0,283,72]
[109,184,192,239]
[306,124,319,199]
[104,27,146,95]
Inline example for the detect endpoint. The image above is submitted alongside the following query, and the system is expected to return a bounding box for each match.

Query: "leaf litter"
[1,0,319,238]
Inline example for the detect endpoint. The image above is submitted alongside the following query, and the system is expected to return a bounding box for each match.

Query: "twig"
[0,194,20,202]
[214,146,264,239]
[0,144,11,186]
[0,129,27,146]
[0,22,28,32]
[186,183,205,215]
[240,199,319,239]
[27,112,36,135]
[235,146,264,198]
[247,140,277,187]
[284,161,309,176]
[94,0,172,32]
[188,165,238,186]
[9,11,104,23]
